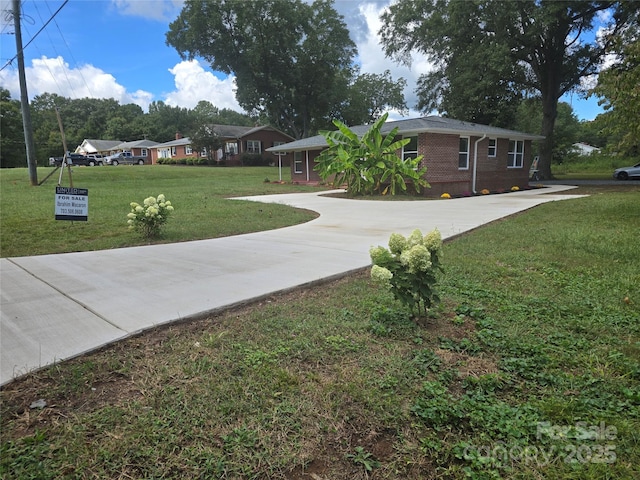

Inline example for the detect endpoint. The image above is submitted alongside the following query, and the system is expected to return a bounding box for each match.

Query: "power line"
[0,0,67,72]
[47,0,93,97]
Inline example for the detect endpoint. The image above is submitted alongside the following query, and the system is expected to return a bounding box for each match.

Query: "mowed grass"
[0,166,325,257]
[1,186,638,479]
[551,153,638,179]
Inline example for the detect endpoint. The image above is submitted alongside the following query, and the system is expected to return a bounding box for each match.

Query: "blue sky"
[1,0,606,121]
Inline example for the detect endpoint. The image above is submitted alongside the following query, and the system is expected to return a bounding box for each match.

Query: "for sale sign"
[55,187,88,221]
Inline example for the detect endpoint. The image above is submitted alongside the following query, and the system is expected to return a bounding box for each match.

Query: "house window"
[185,145,193,155]
[487,138,497,157]
[402,135,418,160]
[508,140,524,168]
[246,140,261,154]
[201,148,207,157]
[272,141,286,155]
[141,148,148,157]
[459,137,470,169]
[159,148,171,159]
[225,142,238,155]
[294,151,303,173]
[171,147,177,157]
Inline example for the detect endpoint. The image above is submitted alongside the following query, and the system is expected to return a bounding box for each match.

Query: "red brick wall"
[420,133,471,196]
[291,151,324,184]
[420,135,533,196]
[294,134,534,191]
[238,130,293,167]
[474,138,532,193]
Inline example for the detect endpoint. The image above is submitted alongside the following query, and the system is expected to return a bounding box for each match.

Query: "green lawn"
[0,166,325,257]
[1,184,638,479]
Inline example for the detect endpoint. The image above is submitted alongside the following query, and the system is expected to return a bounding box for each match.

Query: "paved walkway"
[1,185,583,385]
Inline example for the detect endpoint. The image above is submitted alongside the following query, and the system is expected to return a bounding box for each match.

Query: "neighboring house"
[76,139,122,155]
[150,126,295,166]
[572,142,600,156]
[113,139,159,163]
[76,139,159,163]
[266,116,545,196]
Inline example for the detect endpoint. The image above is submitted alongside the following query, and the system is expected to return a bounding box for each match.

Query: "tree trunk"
[538,90,558,180]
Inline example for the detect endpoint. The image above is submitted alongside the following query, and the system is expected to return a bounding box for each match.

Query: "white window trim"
[247,140,261,154]
[459,136,470,170]
[171,146,177,157]
[272,141,286,155]
[294,151,303,174]
[508,140,524,168]
[225,142,238,155]
[487,138,497,158]
[185,145,193,155]
[402,135,418,161]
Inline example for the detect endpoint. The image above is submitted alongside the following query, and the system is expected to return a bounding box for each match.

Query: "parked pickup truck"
[49,153,102,166]
[105,152,146,166]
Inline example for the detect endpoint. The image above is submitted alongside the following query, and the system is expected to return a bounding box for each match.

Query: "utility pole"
[12,0,38,185]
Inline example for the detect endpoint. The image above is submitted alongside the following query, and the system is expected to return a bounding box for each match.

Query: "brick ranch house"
[266,116,545,196]
[150,125,295,166]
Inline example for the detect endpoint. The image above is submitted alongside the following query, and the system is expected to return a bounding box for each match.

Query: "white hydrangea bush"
[370,228,444,317]
[127,194,174,238]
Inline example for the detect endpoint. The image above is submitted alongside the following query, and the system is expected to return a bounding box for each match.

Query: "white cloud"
[164,60,243,112]
[110,0,184,21]
[0,55,154,110]
[355,2,437,118]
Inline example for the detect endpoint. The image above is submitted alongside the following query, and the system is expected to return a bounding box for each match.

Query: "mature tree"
[578,114,611,149]
[338,70,408,126]
[191,100,255,127]
[166,0,357,139]
[30,93,70,161]
[408,1,524,127]
[145,101,196,142]
[592,38,640,157]
[516,100,580,163]
[189,125,223,164]
[380,0,639,179]
[0,88,26,168]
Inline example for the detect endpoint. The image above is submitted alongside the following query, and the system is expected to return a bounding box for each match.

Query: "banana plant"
[315,113,429,195]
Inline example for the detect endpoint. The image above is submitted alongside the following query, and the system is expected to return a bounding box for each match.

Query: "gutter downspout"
[472,134,487,194]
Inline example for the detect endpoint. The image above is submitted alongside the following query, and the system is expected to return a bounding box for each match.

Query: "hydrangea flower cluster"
[370,228,444,317]
[127,194,174,238]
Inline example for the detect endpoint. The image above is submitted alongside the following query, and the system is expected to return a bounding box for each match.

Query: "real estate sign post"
[55,187,88,221]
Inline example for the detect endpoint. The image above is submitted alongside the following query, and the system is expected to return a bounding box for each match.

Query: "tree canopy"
[0,88,26,168]
[0,91,256,167]
[166,0,407,139]
[380,0,639,179]
[592,37,640,157]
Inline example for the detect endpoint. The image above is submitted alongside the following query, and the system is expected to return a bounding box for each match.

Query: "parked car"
[613,162,640,180]
[105,152,146,166]
[48,153,100,167]
[86,154,105,166]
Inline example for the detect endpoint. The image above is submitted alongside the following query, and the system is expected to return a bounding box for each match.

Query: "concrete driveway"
[1,185,584,385]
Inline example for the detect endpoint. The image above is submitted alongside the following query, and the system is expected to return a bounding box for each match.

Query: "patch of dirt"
[435,348,499,378]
